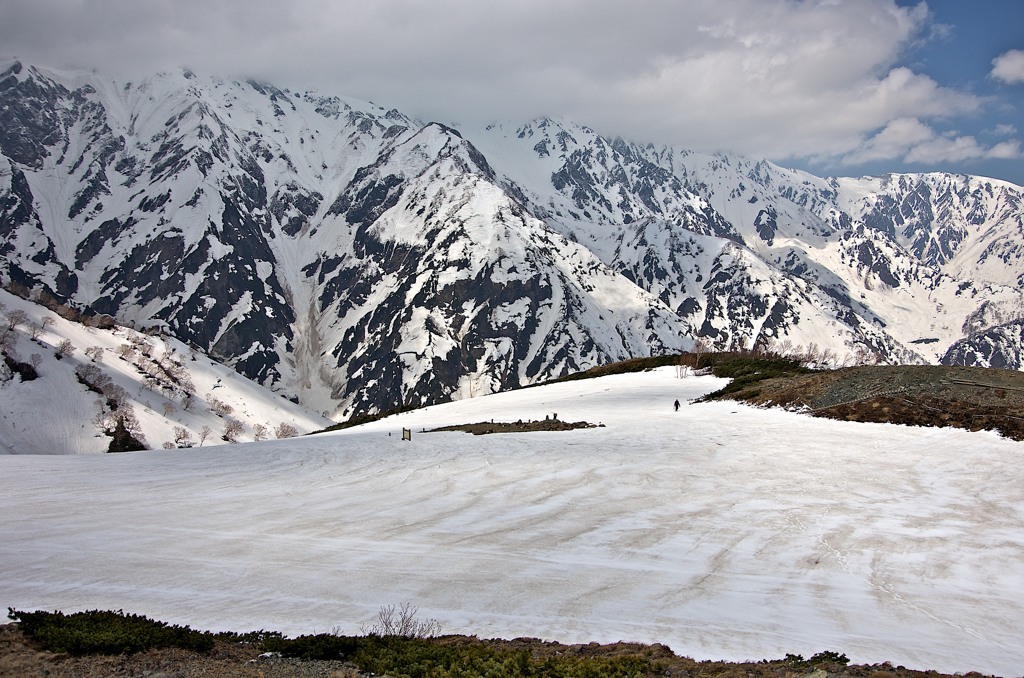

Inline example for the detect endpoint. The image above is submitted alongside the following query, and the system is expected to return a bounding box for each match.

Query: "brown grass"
[713,364,1024,441]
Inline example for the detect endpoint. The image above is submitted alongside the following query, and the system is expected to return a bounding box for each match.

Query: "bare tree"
[92,398,114,433]
[118,406,145,442]
[5,309,28,331]
[675,353,688,379]
[0,327,14,352]
[132,337,154,357]
[803,342,822,366]
[208,396,233,417]
[222,418,244,442]
[30,316,55,341]
[84,346,104,363]
[54,338,75,360]
[173,426,194,448]
[198,425,213,447]
[253,423,269,442]
[691,336,711,369]
[161,401,176,417]
[275,422,299,439]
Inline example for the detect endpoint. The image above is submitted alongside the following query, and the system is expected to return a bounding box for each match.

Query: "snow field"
[1,367,1021,676]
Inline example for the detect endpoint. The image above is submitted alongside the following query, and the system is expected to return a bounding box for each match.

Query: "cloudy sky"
[2,0,1023,184]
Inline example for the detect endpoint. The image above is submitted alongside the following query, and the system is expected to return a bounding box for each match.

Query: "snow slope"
[0,288,330,453]
[1,367,1020,676]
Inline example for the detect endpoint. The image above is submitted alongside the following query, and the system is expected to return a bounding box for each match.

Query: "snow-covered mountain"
[2,60,1023,417]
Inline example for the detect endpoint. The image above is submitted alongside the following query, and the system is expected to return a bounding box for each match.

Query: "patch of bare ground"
[717,365,1024,440]
[429,419,603,435]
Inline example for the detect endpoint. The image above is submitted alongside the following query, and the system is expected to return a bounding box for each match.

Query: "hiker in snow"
[674,399,680,411]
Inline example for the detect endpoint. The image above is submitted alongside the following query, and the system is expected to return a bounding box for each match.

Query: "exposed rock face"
[2,60,1022,416]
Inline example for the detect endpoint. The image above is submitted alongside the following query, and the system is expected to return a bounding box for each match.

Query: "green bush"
[546,355,682,384]
[8,608,216,655]
[784,650,850,669]
[263,633,652,678]
[698,354,812,400]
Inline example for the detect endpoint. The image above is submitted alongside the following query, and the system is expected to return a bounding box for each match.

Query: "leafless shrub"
[0,328,14,352]
[161,401,176,417]
[208,396,233,417]
[88,314,117,330]
[691,336,711,368]
[361,603,441,639]
[222,418,244,442]
[5,309,28,331]
[275,422,299,439]
[84,345,104,363]
[117,408,146,444]
[75,363,110,393]
[92,399,112,432]
[803,342,822,365]
[132,337,154,357]
[30,316,55,341]
[173,426,194,448]
[253,423,269,442]
[198,425,213,447]
[54,338,75,360]
[104,384,129,409]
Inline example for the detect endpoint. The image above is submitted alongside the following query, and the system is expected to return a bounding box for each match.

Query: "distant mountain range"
[2,59,1022,417]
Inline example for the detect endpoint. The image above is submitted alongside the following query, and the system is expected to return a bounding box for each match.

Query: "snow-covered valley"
[1,367,1021,676]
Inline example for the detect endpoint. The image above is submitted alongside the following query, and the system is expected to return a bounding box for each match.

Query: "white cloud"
[905,135,1004,164]
[845,118,1022,166]
[844,118,934,164]
[0,0,1008,172]
[991,49,1024,85]
[987,140,1023,160]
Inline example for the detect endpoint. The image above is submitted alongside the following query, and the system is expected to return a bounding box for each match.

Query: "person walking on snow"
[674,399,680,411]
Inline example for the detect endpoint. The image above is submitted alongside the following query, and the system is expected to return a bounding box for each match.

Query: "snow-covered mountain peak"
[2,62,1023,418]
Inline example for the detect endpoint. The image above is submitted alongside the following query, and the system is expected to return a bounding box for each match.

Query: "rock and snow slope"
[2,60,1023,418]
[0,367,1021,676]
[0,288,329,454]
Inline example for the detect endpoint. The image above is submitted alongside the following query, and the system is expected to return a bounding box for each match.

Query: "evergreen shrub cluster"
[9,608,653,676]
[697,353,811,398]
[261,633,653,678]
[7,608,216,655]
